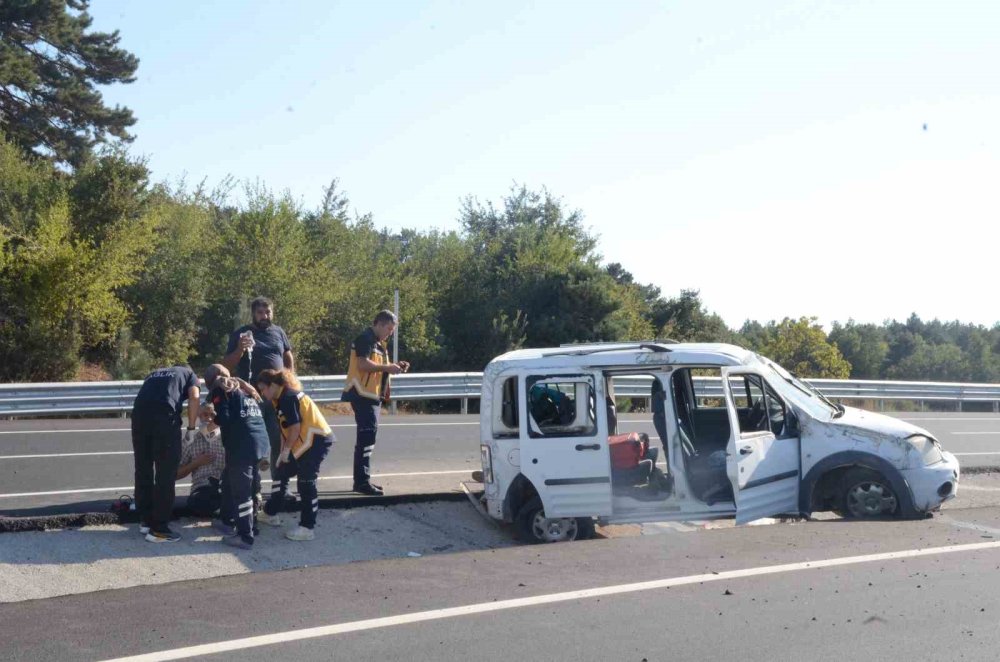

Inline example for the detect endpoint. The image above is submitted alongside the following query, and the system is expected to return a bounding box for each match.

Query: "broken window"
[526,375,597,438]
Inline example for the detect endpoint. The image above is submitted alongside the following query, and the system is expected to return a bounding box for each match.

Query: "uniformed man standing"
[223,297,293,503]
[131,365,200,542]
[341,310,408,495]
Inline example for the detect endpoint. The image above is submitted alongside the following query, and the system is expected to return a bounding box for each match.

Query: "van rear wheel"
[839,468,899,519]
[514,497,595,543]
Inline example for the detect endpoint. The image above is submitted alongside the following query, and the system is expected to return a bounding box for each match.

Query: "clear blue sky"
[89,0,1000,329]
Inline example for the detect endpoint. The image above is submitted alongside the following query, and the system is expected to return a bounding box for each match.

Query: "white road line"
[97,539,1000,662]
[0,469,471,499]
[900,418,1000,422]
[0,428,130,435]
[953,452,1000,456]
[0,422,482,435]
[0,451,133,460]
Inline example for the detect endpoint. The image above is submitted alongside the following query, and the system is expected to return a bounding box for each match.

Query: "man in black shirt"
[341,310,409,495]
[132,365,200,542]
[224,297,293,494]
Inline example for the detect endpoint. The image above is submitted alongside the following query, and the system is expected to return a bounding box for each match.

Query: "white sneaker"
[285,525,315,541]
[257,512,283,526]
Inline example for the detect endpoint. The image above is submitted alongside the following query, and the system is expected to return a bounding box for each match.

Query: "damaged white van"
[474,342,960,543]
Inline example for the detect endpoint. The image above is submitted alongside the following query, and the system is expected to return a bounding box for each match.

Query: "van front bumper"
[902,451,960,513]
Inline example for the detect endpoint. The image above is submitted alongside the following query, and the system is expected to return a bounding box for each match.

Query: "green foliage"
[744,317,852,379]
[0,0,138,166]
[4,128,1000,386]
[828,321,888,379]
[0,137,151,380]
[658,290,740,344]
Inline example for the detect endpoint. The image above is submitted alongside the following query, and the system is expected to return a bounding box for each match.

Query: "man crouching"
[204,364,269,550]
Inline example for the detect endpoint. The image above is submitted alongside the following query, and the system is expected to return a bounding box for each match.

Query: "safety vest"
[273,387,332,459]
[343,328,389,402]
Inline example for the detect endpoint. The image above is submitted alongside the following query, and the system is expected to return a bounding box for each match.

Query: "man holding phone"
[224,297,293,491]
[341,310,409,495]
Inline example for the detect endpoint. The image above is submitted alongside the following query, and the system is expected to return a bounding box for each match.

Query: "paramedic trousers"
[264,435,332,529]
[346,391,381,486]
[221,462,259,542]
[131,403,182,529]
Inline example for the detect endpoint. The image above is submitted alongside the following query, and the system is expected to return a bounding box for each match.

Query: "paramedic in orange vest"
[341,310,409,496]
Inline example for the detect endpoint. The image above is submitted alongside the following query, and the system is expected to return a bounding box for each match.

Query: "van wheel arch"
[503,473,539,523]
[800,452,917,519]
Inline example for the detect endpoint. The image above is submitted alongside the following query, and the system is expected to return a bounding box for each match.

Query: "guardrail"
[611,375,1000,412]
[1,373,998,418]
[0,373,483,417]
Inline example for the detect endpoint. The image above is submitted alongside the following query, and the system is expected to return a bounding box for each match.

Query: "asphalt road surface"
[4,500,1000,661]
[2,412,999,515]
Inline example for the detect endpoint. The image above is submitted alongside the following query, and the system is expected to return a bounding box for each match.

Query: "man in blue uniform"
[131,365,200,542]
[223,296,293,503]
[205,364,270,549]
[341,310,408,495]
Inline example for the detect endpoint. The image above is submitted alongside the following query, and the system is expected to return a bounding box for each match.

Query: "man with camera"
[341,310,409,495]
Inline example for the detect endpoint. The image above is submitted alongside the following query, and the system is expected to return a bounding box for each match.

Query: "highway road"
[2,412,1000,515]
[4,499,1000,661]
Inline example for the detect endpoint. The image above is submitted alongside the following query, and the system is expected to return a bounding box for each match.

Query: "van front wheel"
[515,497,595,543]
[839,468,899,519]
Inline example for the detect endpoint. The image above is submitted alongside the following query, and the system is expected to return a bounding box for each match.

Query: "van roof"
[486,342,759,371]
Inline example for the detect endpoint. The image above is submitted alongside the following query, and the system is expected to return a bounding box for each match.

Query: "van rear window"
[525,375,597,438]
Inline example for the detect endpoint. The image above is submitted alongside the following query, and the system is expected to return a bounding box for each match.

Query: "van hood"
[826,406,932,441]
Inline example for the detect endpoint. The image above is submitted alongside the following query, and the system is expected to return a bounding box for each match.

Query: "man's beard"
[254,319,272,330]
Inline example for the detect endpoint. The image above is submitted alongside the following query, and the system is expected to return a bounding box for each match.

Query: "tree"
[749,317,852,379]
[0,0,138,166]
[659,290,740,344]
[828,321,889,379]
[436,185,636,369]
[121,184,220,368]
[0,136,154,380]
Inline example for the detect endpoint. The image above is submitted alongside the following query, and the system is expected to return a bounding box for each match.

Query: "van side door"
[722,368,801,524]
[519,371,612,517]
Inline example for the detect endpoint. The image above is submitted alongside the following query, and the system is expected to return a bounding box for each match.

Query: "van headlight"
[908,435,944,466]
[480,444,494,483]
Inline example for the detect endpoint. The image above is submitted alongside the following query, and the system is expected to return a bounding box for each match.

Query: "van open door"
[518,371,612,517]
[721,368,801,524]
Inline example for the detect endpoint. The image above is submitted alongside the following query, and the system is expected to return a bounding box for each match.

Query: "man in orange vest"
[340,310,409,495]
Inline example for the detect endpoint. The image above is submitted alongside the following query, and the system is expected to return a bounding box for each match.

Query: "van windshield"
[761,359,841,419]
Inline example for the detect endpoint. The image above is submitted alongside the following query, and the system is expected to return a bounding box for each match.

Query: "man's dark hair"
[373,310,397,326]
[250,297,273,313]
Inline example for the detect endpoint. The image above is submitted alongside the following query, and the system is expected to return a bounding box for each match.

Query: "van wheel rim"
[847,482,897,517]
[531,512,578,542]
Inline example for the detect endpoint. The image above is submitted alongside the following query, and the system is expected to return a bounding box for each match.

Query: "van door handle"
[739,446,754,455]
[575,444,601,451]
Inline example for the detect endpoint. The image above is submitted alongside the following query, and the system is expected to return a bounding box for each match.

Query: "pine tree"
[0,0,138,167]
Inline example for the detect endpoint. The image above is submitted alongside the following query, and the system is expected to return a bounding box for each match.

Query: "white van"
[475,342,960,543]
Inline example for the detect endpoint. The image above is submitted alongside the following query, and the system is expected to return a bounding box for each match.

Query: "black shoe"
[145,527,180,543]
[353,483,384,496]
